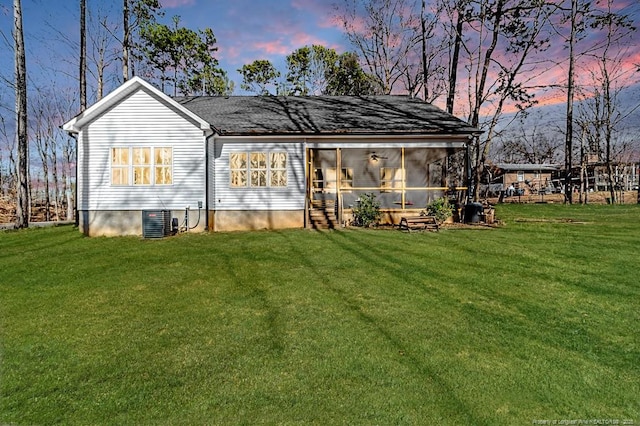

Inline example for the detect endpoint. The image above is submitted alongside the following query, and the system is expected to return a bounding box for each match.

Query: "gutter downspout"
[205,133,210,232]
[73,133,79,227]
[59,126,79,227]
[205,131,215,232]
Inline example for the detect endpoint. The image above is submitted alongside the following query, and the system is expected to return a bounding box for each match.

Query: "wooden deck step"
[308,198,338,229]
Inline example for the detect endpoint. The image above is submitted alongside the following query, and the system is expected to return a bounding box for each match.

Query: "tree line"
[3,0,639,227]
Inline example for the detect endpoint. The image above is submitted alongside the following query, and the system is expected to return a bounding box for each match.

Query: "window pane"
[270,152,286,169]
[112,148,129,166]
[251,170,267,187]
[112,167,129,185]
[250,152,266,169]
[133,148,151,165]
[155,147,172,165]
[231,170,247,187]
[155,166,172,185]
[271,170,287,187]
[230,152,247,169]
[134,166,151,185]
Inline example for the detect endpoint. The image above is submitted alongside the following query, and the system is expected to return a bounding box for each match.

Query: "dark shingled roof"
[175,95,479,136]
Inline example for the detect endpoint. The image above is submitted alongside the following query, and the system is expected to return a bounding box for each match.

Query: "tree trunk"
[602,58,616,204]
[14,0,29,228]
[123,0,129,81]
[421,0,428,101]
[49,130,60,220]
[637,162,640,204]
[98,48,104,100]
[80,0,87,111]
[446,0,464,115]
[564,0,577,204]
[579,127,587,204]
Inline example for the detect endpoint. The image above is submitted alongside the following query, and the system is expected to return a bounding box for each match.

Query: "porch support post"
[306,147,313,228]
[336,147,342,225]
[401,147,406,209]
[466,141,472,202]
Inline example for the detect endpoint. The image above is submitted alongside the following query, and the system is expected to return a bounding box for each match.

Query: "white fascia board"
[213,133,471,148]
[62,76,212,135]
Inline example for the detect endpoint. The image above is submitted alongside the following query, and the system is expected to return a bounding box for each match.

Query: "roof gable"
[63,77,479,137]
[63,76,211,134]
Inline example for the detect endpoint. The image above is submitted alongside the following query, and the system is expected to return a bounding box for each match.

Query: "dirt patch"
[513,218,590,224]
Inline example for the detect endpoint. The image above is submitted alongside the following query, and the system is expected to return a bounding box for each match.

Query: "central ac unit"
[142,210,172,238]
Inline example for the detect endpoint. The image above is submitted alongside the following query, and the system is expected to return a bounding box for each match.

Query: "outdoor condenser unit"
[142,210,172,238]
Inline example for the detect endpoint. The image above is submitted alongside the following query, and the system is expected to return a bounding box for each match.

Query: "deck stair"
[308,200,338,229]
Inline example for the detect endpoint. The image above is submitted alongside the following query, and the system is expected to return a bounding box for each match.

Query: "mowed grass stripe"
[1,204,638,425]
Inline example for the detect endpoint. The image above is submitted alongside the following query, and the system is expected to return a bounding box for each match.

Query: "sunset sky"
[0,0,639,112]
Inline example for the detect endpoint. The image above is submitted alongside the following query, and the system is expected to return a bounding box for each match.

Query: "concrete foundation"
[79,209,206,237]
[212,210,304,232]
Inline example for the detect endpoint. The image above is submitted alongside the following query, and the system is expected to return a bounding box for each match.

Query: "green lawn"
[1,204,638,425]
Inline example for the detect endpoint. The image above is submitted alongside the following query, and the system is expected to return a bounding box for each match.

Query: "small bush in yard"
[353,193,381,227]
[422,197,453,223]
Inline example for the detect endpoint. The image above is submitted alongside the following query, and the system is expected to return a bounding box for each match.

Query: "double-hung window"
[270,152,288,187]
[155,147,173,185]
[111,148,130,185]
[250,152,268,187]
[230,153,248,187]
[133,148,151,185]
[230,151,287,188]
[111,147,172,186]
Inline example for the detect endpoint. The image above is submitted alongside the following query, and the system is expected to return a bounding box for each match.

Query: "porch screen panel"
[405,148,450,207]
[340,148,401,209]
[312,149,337,202]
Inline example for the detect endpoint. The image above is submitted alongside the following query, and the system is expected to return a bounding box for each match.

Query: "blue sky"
[1,0,639,108]
[0,0,350,100]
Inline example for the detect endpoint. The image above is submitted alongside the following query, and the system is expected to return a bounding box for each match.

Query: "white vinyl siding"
[213,139,305,211]
[78,88,206,211]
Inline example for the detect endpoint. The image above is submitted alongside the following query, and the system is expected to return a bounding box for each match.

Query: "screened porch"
[308,147,468,226]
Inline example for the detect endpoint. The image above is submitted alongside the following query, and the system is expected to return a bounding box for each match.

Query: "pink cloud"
[252,41,292,56]
[290,0,343,29]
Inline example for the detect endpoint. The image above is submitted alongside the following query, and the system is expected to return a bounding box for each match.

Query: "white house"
[63,77,479,236]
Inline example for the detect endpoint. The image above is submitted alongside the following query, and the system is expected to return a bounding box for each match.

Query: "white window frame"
[110,147,173,187]
[230,151,288,189]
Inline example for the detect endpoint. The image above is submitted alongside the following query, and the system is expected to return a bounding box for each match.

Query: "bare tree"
[576,0,637,204]
[13,0,29,228]
[414,0,448,101]
[335,0,423,94]
[80,0,87,111]
[564,0,578,203]
[462,0,554,201]
[440,0,471,114]
[123,0,130,81]
[494,118,563,165]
